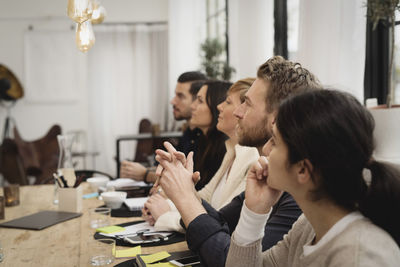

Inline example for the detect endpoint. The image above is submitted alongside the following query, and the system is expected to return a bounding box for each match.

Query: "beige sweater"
[155,141,259,232]
[226,214,400,267]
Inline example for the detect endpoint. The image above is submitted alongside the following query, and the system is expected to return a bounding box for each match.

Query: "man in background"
[120,71,206,183]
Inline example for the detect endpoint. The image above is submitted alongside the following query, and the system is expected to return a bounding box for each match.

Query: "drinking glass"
[4,185,19,207]
[89,207,111,229]
[89,238,115,266]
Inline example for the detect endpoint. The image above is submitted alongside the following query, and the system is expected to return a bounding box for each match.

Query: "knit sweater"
[154,141,259,232]
[226,214,400,267]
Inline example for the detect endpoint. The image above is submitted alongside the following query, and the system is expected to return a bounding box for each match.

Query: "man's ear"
[297,159,313,184]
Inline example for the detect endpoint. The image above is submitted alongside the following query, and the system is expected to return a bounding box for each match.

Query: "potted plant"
[200,38,235,81]
[367,0,400,164]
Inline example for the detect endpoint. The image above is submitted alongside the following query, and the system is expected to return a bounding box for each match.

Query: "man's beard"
[237,118,271,147]
[173,106,189,121]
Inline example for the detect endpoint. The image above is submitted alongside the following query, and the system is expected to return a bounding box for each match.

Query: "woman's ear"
[297,159,313,184]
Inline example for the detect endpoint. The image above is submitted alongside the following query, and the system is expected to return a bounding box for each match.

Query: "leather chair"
[0,138,29,185]
[133,118,153,165]
[13,125,61,184]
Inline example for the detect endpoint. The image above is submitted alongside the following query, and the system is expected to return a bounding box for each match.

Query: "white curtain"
[295,0,366,102]
[87,24,168,176]
[228,0,274,80]
[168,0,207,131]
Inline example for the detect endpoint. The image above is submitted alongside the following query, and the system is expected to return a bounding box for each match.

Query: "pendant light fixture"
[67,0,106,52]
[67,0,93,24]
[76,20,95,53]
[91,0,106,25]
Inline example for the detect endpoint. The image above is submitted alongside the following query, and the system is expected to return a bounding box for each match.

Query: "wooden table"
[0,184,188,266]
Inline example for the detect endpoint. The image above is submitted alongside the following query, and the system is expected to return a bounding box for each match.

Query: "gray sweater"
[226,214,400,267]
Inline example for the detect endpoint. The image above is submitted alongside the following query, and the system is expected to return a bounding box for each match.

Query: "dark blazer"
[184,191,302,267]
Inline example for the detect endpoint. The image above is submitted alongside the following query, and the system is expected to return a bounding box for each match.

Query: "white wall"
[228,0,274,80]
[167,0,206,130]
[0,0,168,155]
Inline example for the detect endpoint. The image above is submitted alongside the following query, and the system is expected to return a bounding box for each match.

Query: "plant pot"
[369,105,400,166]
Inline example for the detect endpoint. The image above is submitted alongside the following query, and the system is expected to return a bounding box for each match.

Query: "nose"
[170,96,176,105]
[262,138,273,156]
[234,103,245,119]
[217,102,223,112]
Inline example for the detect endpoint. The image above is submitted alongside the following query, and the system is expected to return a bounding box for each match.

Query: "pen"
[54,173,69,188]
[53,173,62,187]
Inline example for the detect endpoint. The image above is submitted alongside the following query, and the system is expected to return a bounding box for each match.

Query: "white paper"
[107,178,148,188]
[124,197,149,211]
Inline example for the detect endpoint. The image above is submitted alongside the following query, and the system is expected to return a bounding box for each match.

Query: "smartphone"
[124,233,168,244]
[169,255,201,266]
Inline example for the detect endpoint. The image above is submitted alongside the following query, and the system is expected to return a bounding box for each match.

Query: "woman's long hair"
[276,89,400,245]
[195,80,232,190]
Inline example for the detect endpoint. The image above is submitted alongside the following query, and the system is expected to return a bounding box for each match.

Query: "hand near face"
[245,154,282,214]
[143,194,171,222]
[120,160,147,180]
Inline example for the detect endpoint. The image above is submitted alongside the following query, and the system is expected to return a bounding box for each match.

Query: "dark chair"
[75,169,114,181]
[0,138,29,185]
[133,118,153,165]
[13,125,61,184]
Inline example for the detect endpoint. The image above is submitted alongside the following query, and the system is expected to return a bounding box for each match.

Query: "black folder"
[0,210,82,230]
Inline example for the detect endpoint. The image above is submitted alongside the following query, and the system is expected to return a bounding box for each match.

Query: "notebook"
[0,210,82,230]
[124,197,149,211]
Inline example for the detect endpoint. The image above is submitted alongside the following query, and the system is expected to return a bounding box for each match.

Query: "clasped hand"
[245,154,282,214]
[153,142,200,203]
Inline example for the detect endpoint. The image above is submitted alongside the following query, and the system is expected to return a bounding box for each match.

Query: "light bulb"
[67,0,93,24]
[91,0,106,24]
[91,5,106,24]
[76,21,95,52]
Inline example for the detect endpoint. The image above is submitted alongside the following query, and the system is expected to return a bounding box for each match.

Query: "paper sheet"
[99,222,155,237]
[124,197,149,211]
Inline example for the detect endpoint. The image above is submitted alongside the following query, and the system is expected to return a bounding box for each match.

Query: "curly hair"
[257,56,321,113]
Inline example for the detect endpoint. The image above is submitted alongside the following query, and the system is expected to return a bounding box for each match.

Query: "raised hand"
[245,155,282,214]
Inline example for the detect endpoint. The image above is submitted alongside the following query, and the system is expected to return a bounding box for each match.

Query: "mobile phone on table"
[169,255,201,266]
[124,233,168,244]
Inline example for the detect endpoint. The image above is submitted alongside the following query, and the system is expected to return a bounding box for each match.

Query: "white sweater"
[154,140,259,232]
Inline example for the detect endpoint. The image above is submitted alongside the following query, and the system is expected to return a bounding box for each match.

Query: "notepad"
[124,197,149,211]
[115,246,141,258]
[141,251,171,264]
[96,225,125,234]
[0,210,81,230]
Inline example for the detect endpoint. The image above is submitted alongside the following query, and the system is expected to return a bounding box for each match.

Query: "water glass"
[89,238,115,266]
[0,240,4,262]
[89,207,111,229]
[4,184,19,207]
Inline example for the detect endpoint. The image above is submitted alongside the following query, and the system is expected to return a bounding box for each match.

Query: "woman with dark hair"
[193,80,233,189]
[226,89,400,266]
